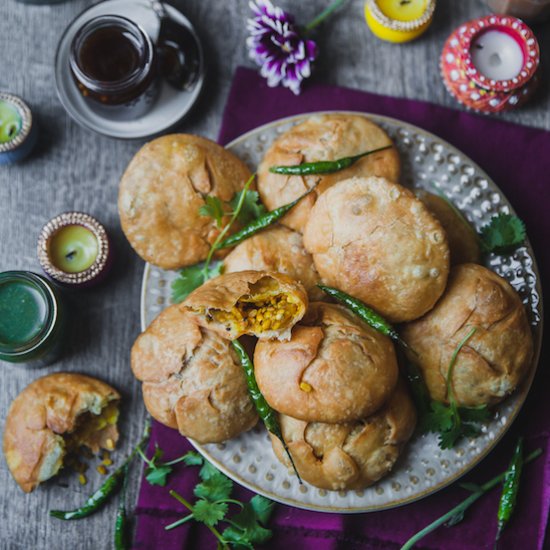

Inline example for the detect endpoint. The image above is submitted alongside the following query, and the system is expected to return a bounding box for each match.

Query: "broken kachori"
[402,263,533,407]
[254,302,398,423]
[3,373,120,493]
[271,379,416,491]
[182,271,308,340]
[257,113,400,233]
[131,304,258,444]
[223,226,322,300]
[303,176,450,323]
[118,134,252,270]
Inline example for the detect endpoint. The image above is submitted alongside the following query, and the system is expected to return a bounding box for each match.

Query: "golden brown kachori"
[182,270,308,340]
[131,304,258,444]
[402,264,533,407]
[271,379,416,491]
[254,302,398,423]
[118,134,252,270]
[3,373,120,493]
[257,113,400,233]
[303,176,450,323]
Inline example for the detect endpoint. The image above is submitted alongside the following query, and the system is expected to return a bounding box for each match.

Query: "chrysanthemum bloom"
[246,0,318,95]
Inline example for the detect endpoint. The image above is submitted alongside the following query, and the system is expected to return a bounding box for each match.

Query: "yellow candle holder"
[37,212,112,287]
[364,0,436,43]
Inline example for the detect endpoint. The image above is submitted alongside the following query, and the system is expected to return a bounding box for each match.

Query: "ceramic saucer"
[54,0,204,139]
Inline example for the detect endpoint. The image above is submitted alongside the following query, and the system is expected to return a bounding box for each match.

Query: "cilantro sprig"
[171,175,261,303]
[137,444,191,486]
[479,213,526,253]
[165,451,275,549]
[429,183,526,255]
[407,328,492,449]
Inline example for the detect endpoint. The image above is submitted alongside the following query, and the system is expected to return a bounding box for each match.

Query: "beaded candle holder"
[364,0,436,43]
[441,15,540,113]
[0,93,38,165]
[37,212,113,287]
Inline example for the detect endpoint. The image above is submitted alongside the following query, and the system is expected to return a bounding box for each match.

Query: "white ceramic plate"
[54,0,204,140]
[140,112,542,513]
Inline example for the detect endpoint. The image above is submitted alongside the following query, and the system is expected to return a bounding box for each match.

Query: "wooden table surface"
[0,1,548,548]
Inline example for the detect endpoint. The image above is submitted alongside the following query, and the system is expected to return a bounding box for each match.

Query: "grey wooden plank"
[0,1,548,549]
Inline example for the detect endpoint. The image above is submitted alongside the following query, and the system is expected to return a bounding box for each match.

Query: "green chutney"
[0,271,63,366]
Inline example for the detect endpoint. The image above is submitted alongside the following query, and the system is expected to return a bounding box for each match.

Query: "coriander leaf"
[423,401,454,434]
[194,475,233,502]
[224,501,273,545]
[229,189,267,226]
[182,451,204,466]
[438,422,462,450]
[250,495,275,525]
[199,196,226,228]
[199,460,223,481]
[193,500,228,527]
[480,213,526,253]
[145,464,172,486]
[171,261,224,304]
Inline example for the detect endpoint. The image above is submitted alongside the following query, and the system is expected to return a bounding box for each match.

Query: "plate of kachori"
[136,112,542,512]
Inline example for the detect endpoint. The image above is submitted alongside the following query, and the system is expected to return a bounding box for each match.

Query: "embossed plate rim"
[140,111,543,513]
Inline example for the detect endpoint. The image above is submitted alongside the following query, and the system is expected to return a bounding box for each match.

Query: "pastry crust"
[3,373,120,493]
[254,302,398,423]
[118,134,252,269]
[303,177,450,323]
[131,304,258,443]
[402,264,534,407]
[223,226,322,300]
[416,190,480,265]
[271,379,416,491]
[182,270,308,340]
[257,114,400,233]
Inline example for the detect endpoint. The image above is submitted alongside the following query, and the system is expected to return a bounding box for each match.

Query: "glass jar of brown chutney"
[69,15,158,120]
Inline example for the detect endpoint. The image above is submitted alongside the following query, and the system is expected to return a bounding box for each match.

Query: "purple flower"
[246,0,318,95]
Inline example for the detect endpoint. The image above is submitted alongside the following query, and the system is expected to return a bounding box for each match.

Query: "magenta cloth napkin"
[133,67,550,550]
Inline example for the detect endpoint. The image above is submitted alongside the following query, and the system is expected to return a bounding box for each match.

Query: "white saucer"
[54,0,204,139]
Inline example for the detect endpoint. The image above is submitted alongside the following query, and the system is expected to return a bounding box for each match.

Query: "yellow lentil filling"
[212,292,300,333]
[64,401,119,454]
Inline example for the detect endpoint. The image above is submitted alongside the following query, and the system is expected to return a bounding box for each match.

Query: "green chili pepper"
[114,465,130,550]
[268,145,393,175]
[495,437,524,543]
[317,284,412,351]
[218,185,316,249]
[231,339,302,484]
[50,419,151,520]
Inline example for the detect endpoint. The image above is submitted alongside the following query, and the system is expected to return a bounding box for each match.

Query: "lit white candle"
[471,30,524,81]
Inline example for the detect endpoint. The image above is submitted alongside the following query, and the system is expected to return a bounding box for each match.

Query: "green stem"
[136,447,154,468]
[167,491,230,549]
[202,174,255,280]
[305,0,346,32]
[164,455,191,467]
[165,514,195,530]
[217,498,244,509]
[447,327,477,410]
[400,448,542,550]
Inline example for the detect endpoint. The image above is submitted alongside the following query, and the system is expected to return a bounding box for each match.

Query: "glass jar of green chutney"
[0,271,64,367]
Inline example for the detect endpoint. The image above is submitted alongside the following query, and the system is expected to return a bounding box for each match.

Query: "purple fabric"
[134,67,550,550]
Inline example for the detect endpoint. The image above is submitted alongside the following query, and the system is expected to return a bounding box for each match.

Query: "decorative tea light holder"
[0,93,38,165]
[37,212,113,287]
[441,15,540,113]
[364,0,436,43]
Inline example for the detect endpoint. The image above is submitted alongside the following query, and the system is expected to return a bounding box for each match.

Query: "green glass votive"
[0,271,64,367]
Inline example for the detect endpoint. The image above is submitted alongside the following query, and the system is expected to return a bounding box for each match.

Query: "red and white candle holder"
[440,15,540,114]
